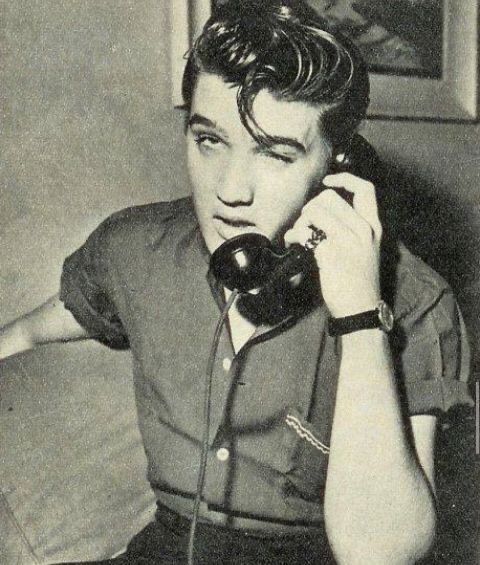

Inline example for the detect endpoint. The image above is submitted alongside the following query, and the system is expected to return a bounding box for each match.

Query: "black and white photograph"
[1,1,479,564]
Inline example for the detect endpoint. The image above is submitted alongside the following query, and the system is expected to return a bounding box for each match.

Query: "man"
[0,1,472,563]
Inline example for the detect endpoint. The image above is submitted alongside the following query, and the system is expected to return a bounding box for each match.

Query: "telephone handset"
[210,135,379,302]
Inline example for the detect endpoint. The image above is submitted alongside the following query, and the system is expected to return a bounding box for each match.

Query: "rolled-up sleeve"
[60,217,129,349]
[395,288,473,416]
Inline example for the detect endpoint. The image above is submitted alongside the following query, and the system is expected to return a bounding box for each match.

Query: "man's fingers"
[284,199,356,248]
[322,173,382,239]
[304,189,376,243]
[284,225,315,248]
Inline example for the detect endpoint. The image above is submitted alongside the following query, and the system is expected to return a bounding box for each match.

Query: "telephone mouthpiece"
[210,233,272,292]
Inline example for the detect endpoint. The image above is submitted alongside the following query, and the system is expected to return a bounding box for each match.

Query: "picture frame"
[170,0,212,108]
[170,0,478,121]
[331,0,479,121]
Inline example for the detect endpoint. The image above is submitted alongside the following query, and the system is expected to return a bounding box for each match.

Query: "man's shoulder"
[94,197,197,247]
[393,241,453,321]
[104,197,195,232]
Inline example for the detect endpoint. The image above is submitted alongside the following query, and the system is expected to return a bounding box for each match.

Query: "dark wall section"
[363,120,480,371]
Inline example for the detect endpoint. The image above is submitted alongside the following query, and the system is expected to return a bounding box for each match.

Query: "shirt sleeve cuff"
[60,253,129,350]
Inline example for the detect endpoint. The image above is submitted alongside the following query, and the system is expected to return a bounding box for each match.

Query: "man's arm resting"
[0,294,89,360]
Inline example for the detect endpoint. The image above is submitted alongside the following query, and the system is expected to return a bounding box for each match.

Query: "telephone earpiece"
[329,134,380,181]
[333,151,347,169]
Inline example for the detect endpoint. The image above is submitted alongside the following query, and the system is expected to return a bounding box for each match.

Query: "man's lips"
[213,214,255,228]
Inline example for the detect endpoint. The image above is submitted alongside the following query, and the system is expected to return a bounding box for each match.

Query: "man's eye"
[194,134,222,149]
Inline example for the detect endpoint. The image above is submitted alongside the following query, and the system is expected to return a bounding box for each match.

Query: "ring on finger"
[304,226,327,251]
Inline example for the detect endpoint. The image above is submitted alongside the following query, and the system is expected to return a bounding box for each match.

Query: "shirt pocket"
[282,407,330,503]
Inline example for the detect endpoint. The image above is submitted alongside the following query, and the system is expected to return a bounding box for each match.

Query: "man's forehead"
[190,73,324,148]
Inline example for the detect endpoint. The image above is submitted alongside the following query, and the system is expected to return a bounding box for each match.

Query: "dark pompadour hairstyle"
[181,0,370,150]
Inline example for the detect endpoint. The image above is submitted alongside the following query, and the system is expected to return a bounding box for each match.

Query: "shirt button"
[222,358,232,371]
[216,447,230,462]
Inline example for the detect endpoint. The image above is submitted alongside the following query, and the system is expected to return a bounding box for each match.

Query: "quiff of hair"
[181,0,370,150]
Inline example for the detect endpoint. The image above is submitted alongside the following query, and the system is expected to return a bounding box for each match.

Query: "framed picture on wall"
[170,0,478,121]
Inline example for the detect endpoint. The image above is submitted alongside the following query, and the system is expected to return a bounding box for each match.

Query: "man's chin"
[201,229,228,255]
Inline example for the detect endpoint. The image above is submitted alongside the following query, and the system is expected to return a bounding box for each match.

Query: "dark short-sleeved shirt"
[60,197,472,526]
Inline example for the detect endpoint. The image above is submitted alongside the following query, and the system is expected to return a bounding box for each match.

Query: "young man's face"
[186,73,332,253]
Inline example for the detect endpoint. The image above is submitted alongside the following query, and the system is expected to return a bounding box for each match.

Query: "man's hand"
[284,172,382,317]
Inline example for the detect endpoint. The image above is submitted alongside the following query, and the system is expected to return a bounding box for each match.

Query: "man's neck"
[224,289,256,354]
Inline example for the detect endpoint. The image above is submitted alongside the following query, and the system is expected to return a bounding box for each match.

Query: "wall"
[363,119,480,370]
[365,119,480,206]
[1,0,190,323]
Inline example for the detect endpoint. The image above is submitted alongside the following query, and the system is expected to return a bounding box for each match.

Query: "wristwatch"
[328,300,394,336]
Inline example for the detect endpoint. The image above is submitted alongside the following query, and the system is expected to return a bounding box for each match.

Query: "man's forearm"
[0,294,89,361]
[323,330,436,564]
[0,319,36,360]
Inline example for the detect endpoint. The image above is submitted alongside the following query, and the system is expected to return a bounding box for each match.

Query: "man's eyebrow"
[187,113,227,136]
[256,136,307,154]
[188,113,306,153]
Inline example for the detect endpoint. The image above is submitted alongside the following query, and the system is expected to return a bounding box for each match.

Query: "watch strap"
[328,301,394,337]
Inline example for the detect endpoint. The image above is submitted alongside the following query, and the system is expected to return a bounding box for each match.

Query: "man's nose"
[217,155,254,206]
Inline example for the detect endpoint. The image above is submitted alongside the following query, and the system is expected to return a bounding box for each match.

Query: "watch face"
[378,301,394,332]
